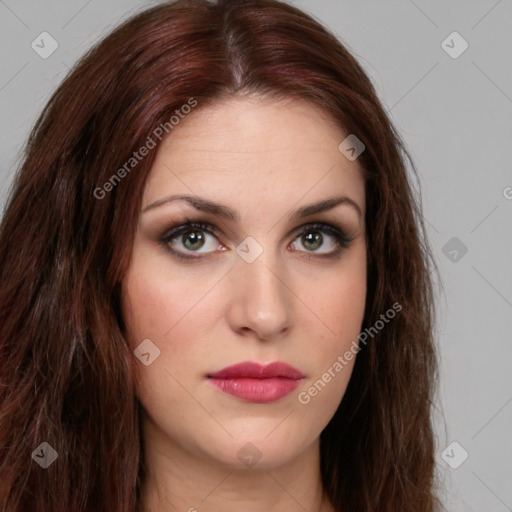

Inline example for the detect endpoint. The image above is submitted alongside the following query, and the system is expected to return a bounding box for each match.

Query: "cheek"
[121,250,208,351]
[121,272,192,380]
[298,244,367,344]
[121,270,169,348]
[295,248,366,407]
[319,278,366,337]
[120,251,220,390]
[332,244,366,335]
[121,265,205,424]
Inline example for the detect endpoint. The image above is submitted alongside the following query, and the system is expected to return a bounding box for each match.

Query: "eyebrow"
[142,193,363,220]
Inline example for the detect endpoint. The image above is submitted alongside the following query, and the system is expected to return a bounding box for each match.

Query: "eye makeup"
[158,217,356,263]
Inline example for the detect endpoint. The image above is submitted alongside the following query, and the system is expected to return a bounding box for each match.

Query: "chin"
[195,428,315,471]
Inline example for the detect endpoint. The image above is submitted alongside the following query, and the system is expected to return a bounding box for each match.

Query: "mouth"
[206,361,304,403]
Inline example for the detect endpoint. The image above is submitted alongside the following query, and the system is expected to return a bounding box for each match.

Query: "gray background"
[1,1,511,510]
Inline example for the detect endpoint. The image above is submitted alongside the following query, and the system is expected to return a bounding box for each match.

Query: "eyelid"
[160,219,224,244]
[159,218,354,261]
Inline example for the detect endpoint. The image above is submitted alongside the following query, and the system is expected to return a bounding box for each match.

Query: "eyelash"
[159,218,355,262]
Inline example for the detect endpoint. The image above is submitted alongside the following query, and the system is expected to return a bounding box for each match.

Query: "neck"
[138,415,335,512]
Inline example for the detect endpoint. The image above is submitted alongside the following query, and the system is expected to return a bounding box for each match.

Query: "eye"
[159,219,354,262]
[289,222,354,257]
[160,220,225,261]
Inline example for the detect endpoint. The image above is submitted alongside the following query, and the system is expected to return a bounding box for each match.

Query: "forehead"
[142,95,366,221]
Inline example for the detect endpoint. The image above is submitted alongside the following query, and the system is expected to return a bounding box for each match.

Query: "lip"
[207,361,304,403]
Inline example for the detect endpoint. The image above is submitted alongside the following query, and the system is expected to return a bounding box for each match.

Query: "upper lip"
[207,361,304,380]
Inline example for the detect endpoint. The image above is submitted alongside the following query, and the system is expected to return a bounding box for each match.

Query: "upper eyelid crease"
[142,194,363,221]
[163,220,347,238]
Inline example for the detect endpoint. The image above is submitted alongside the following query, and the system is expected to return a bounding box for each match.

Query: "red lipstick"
[207,361,304,403]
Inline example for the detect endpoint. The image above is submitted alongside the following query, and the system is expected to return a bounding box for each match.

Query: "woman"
[0,0,443,510]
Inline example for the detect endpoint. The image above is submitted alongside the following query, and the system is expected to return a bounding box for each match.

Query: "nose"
[225,247,294,341]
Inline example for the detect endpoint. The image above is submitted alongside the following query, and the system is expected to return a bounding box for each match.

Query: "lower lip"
[207,377,302,403]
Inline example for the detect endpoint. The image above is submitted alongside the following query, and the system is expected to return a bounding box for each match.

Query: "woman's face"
[121,95,367,469]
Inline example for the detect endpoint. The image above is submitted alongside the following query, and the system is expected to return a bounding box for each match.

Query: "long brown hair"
[0,1,443,510]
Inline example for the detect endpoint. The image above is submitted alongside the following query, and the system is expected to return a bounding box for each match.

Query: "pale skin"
[121,95,367,512]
